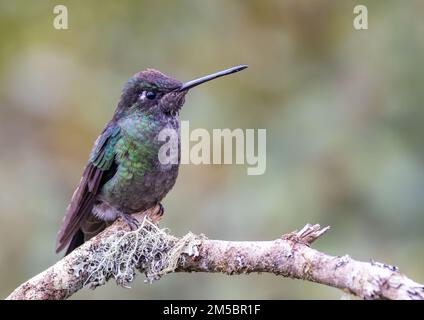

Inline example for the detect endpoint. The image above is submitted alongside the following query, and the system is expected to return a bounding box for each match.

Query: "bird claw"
[119,213,140,230]
[157,203,164,216]
[119,204,164,229]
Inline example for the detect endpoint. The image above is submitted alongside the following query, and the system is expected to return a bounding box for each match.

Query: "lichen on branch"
[84,215,199,287]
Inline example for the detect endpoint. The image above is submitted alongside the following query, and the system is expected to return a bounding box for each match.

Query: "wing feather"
[55,124,120,253]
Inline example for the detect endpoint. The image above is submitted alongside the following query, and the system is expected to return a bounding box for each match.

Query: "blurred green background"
[1,0,423,299]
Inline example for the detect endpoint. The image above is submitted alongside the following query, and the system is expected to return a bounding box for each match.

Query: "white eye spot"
[138,91,147,101]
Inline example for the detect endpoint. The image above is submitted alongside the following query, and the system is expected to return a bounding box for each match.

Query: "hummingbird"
[56,65,248,255]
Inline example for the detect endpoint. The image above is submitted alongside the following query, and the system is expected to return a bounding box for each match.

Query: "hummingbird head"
[115,65,248,118]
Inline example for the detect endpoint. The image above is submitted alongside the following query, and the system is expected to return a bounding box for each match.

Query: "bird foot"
[156,203,164,216]
[119,212,140,230]
[144,203,164,224]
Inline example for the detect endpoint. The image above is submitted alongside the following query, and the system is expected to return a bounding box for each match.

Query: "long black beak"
[178,65,248,92]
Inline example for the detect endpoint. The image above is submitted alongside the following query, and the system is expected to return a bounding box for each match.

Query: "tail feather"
[64,217,108,256]
[64,229,85,256]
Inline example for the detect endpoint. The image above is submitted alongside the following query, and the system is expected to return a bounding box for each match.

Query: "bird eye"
[146,91,157,100]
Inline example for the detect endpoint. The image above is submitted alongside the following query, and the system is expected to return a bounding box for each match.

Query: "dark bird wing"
[55,124,121,254]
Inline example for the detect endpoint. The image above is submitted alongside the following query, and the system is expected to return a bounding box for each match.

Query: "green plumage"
[100,111,162,204]
[90,126,121,171]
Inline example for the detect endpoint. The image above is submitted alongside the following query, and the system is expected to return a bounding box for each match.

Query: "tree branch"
[6,208,424,300]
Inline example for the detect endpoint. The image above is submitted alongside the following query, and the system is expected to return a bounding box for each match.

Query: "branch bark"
[6,209,424,300]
